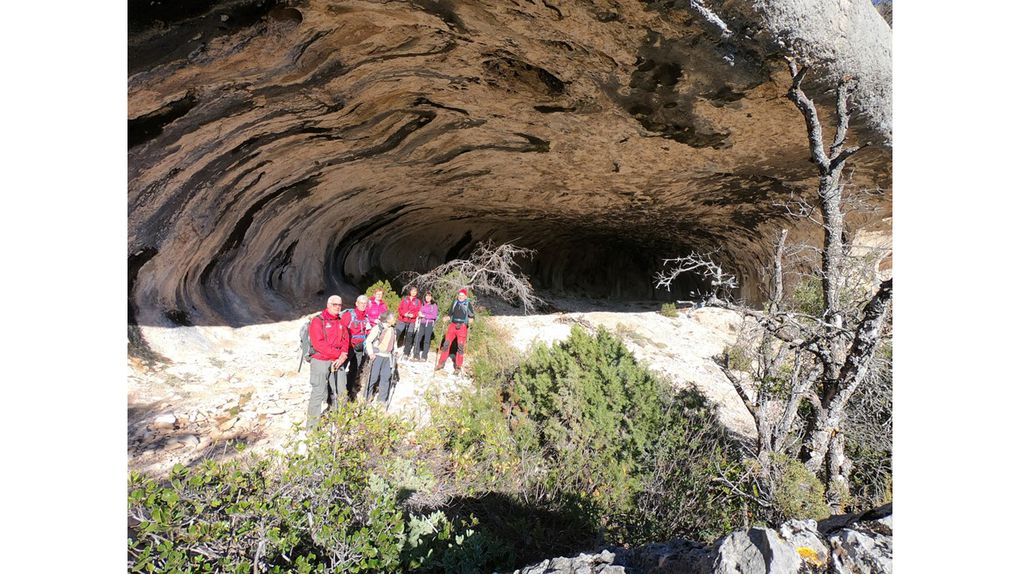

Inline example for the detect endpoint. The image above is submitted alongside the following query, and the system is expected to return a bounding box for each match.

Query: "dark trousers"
[412,320,435,359]
[395,321,416,354]
[365,355,393,403]
[344,348,365,400]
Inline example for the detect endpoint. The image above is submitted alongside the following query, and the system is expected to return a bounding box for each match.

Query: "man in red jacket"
[307,295,349,429]
[395,285,422,354]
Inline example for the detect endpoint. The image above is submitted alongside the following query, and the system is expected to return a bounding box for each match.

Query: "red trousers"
[437,323,469,368]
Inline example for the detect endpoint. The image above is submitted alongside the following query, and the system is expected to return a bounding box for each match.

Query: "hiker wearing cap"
[435,288,475,374]
[395,286,422,354]
[364,311,399,403]
[411,292,439,362]
[339,295,371,400]
[307,295,349,428]
[366,288,388,327]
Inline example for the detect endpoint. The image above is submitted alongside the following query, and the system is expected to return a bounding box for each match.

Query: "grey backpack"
[297,315,323,370]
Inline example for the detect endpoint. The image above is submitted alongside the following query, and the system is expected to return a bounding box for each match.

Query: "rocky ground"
[509,504,893,574]
[128,302,755,476]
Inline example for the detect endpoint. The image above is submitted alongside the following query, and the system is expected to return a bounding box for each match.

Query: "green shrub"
[768,453,830,521]
[791,275,824,317]
[364,279,402,313]
[507,326,748,543]
[659,303,678,318]
[127,405,476,573]
[631,392,749,543]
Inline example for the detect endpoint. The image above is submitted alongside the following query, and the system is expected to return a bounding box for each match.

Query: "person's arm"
[467,301,475,324]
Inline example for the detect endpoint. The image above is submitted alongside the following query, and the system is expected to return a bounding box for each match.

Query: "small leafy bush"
[507,326,748,543]
[364,279,402,313]
[659,302,678,317]
[791,275,824,317]
[127,406,476,573]
[768,453,830,521]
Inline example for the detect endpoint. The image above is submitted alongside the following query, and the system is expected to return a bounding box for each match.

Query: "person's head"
[408,286,418,298]
[373,289,384,300]
[424,292,433,303]
[326,295,343,314]
[355,295,368,310]
[380,311,396,326]
[457,288,468,302]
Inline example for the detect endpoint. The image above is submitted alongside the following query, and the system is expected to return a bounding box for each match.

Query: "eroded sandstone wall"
[128,0,891,327]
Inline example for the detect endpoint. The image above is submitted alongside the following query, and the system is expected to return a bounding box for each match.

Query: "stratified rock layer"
[129,0,891,327]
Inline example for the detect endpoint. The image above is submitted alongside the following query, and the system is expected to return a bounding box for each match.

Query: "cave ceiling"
[128,0,892,326]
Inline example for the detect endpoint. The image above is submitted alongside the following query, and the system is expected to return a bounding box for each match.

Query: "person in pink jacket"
[365,288,388,327]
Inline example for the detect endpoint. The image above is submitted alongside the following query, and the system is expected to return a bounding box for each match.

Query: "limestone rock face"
[129,0,891,327]
[506,507,892,574]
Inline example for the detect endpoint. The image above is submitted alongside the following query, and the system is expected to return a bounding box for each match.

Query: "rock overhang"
[128,0,891,327]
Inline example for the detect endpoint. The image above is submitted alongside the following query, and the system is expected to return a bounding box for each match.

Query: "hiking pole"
[458,322,472,381]
[385,354,398,412]
[434,316,449,371]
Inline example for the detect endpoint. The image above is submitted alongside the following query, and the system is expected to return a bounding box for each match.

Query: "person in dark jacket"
[307,295,349,428]
[412,292,439,361]
[435,288,475,374]
[395,286,422,354]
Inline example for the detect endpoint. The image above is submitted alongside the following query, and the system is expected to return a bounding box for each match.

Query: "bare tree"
[657,61,893,511]
[402,241,544,314]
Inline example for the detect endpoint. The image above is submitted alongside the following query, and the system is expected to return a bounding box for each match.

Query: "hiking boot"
[453,368,461,375]
[434,365,444,372]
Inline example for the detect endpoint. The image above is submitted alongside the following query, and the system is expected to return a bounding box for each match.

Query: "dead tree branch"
[402,241,544,314]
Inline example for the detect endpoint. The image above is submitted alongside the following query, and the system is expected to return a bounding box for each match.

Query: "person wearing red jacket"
[339,295,371,400]
[307,295,349,429]
[395,286,422,355]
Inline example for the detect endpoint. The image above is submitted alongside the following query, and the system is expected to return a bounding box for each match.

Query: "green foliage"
[659,302,678,318]
[364,279,402,314]
[768,453,830,521]
[722,343,754,373]
[507,326,748,543]
[791,275,824,316]
[511,327,663,515]
[631,392,749,543]
[128,406,479,573]
[463,317,519,387]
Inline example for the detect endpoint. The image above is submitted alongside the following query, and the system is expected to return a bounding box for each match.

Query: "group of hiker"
[304,286,476,428]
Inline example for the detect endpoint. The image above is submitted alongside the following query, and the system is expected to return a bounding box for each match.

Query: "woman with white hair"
[364,311,398,403]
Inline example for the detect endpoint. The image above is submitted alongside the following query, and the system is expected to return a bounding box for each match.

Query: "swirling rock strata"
[129,0,891,327]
